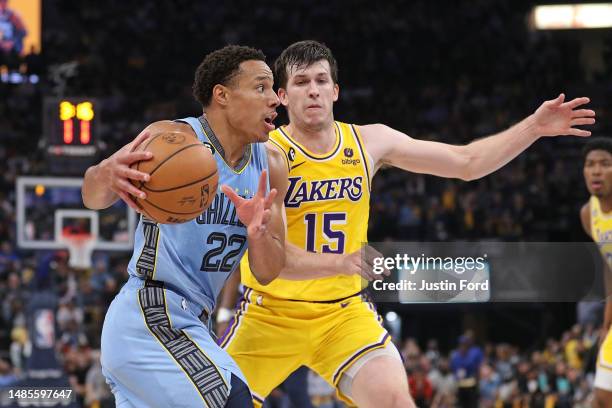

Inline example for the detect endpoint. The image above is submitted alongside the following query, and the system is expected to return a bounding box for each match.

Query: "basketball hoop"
[59,232,95,269]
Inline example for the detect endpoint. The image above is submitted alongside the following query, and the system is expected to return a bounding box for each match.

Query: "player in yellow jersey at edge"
[219,40,596,407]
[580,138,612,408]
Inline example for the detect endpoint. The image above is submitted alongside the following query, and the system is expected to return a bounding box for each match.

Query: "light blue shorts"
[101,277,247,407]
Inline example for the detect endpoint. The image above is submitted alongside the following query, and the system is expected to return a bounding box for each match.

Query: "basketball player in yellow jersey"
[580,138,612,408]
[220,40,596,407]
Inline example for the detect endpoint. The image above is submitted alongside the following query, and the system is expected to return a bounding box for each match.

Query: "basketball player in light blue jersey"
[82,46,288,408]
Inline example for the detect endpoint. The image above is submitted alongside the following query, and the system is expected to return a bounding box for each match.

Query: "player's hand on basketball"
[99,130,153,212]
[532,94,595,138]
[221,170,277,239]
[338,246,390,281]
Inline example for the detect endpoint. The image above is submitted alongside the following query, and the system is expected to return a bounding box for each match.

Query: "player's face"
[226,60,279,142]
[584,150,612,197]
[278,60,339,131]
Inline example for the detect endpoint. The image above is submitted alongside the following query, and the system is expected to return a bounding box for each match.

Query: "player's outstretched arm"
[279,244,389,282]
[222,145,288,285]
[361,94,595,180]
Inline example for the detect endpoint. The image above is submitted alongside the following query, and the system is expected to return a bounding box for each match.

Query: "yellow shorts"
[219,288,391,407]
[595,328,612,392]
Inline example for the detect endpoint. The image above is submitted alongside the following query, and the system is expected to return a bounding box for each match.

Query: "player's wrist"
[216,307,233,324]
[523,114,542,140]
[95,159,113,185]
[332,254,346,274]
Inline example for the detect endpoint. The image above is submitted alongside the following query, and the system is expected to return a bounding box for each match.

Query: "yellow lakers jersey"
[590,196,612,266]
[241,121,372,301]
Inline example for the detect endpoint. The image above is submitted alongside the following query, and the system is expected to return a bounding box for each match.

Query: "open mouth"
[591,181,603,189]
[263,112,277,130]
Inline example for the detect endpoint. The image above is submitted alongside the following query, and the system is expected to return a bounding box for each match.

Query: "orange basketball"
[130,131,218,224]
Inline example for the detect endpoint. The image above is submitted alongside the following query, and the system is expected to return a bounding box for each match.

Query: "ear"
[277,87,289,107]
[212,84,230,107]
[332,83,339,103]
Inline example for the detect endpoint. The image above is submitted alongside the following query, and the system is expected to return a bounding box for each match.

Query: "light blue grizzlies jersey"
[127,116,268,316]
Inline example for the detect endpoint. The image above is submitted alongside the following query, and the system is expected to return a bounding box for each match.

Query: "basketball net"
[59,232,95,269]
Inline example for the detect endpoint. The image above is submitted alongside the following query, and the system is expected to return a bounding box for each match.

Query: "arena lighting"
[532,3,612,29]
[385,311,398,322]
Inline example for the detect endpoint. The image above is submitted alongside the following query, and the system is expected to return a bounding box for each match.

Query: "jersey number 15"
[304,213,346,253]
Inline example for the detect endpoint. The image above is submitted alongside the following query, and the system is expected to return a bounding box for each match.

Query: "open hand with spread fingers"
[532,94,596,137]
[222,170,278,240]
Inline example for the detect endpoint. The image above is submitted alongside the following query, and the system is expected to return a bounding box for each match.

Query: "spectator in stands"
[478,363,500,407]
[85,350,113,408]
[0,241,18,275]
[63,346,91,408]
[56,297,83,333]
[425,339,441,366]
[430,358,457,408]
[0,358,16,386]
[8,325,28,375]
[408,366,434,406]
[450,334,483,408]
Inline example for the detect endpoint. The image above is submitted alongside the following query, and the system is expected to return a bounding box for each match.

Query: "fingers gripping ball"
[130,131,218,224]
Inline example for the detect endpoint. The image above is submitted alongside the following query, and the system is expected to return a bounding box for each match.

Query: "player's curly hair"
[274,40,338,89]
[583,137,612,159]
[193,45,266,107]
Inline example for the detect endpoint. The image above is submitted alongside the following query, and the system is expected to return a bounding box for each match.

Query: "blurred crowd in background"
[1,0,612,406]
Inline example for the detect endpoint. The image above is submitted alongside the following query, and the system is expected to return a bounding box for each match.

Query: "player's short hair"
[583,137,612,160]
[274,40,338,89]
[193,45,266,107]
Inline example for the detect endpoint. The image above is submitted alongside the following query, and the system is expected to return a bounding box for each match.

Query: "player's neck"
[599,196,612,213]
[204,110,248,166]
[286,119,336,154]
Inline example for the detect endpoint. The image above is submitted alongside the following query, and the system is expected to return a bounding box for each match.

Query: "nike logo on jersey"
[284,176,363,208]
[290,161,306,170]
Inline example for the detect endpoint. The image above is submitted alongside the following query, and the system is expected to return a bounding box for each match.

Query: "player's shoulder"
[580,201,592,238]
[265,140,284,157]
[352,123,403,144]
[581,201,591,220]
[265,141,289,171]
[267,127,288,146]
[264,141,289,192]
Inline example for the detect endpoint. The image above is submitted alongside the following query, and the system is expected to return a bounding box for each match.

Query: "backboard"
[16,176,136,256]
